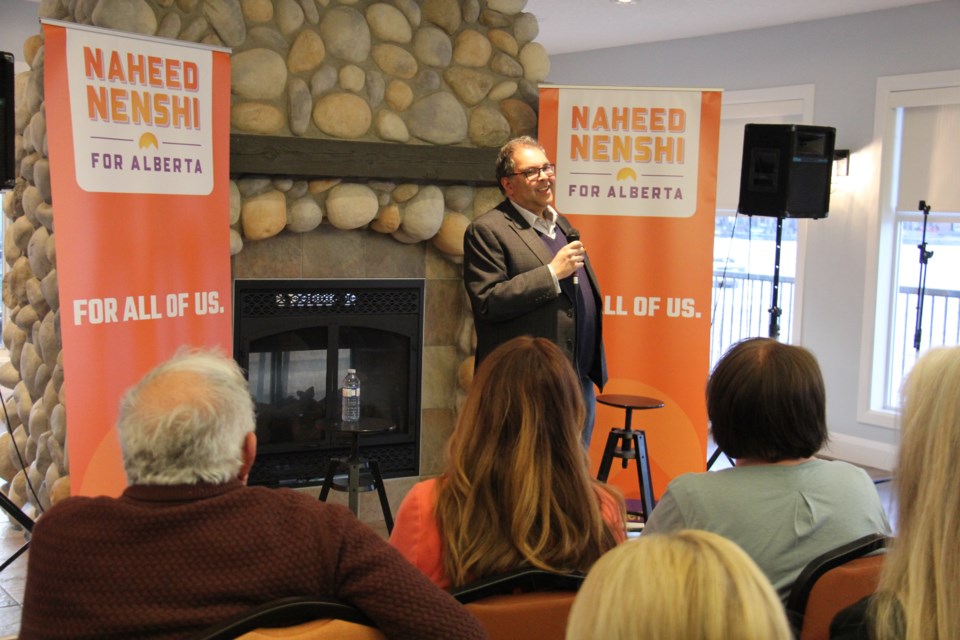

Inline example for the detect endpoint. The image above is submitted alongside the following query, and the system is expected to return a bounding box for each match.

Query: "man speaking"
[464,136,607,446]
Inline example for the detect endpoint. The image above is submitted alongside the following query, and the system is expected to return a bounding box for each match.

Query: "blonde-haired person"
[567,529,793,640]
[831,346,960,640]
[389,336,625,588]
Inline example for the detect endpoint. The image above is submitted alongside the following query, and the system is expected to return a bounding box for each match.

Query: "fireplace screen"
[233,279,423,487]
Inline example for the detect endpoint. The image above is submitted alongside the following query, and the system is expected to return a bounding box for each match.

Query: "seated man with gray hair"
[19,349,486,640]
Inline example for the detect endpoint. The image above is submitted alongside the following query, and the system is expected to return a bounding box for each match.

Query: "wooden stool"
[595,394,664,519]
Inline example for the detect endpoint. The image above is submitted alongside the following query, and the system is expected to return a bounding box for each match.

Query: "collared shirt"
[510,200,559,238]
[509,200,561,291]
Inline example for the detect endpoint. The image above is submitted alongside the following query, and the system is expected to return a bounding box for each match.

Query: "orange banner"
[540,86,721,500]
[43,21,232,497]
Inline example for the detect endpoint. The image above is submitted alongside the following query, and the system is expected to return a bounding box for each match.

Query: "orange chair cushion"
[800,555,885,640]
[236,619,388,640]
[465,591,577,640]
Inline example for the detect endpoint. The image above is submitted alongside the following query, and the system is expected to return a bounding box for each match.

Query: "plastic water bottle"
[341,369,361,422]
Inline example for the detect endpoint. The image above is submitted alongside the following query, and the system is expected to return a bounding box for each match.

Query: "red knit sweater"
[19,481,486,640]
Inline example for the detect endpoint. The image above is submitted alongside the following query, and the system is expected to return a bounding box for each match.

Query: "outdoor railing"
[710,274,960,405]
[710,272,795,366]
[887,285,960,405]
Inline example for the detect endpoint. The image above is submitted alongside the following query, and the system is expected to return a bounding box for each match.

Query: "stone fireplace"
[2,0,548,522]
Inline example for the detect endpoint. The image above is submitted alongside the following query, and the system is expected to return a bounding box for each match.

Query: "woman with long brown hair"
[390,336,625,588]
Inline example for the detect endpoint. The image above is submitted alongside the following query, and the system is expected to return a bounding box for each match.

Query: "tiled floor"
[0,520,29,638]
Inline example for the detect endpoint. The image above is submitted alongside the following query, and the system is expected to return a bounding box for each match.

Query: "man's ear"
[238,432,257,485]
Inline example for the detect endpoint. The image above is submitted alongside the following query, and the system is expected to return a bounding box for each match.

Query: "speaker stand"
[768,216,784,339]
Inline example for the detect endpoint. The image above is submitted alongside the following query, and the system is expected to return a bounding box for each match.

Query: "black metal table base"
[319,455,394,534]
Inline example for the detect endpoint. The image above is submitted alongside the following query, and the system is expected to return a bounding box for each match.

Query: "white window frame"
[858,69,960,429]
[715,84,815,346]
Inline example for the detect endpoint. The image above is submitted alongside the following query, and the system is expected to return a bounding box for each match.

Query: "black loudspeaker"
[1,51,14,190]
[737,124,836,219]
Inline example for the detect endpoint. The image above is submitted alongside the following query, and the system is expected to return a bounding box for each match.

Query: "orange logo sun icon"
[138,133,159,149]
[616,168,638,181]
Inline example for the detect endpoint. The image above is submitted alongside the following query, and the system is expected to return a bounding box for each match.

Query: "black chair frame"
[190,596,374,640]
[449,567,586,604]
[784,532,889,631]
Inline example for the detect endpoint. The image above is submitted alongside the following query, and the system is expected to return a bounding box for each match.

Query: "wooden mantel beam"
[230,134,500,185]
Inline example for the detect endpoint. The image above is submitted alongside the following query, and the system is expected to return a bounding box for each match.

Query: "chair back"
[450,568,586,640]
[785,533,888,640]
[190,596,384,640]
[233,619,387,640]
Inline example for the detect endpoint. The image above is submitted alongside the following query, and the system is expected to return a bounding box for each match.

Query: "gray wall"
[546,1,960,468]
[0,0,40,70]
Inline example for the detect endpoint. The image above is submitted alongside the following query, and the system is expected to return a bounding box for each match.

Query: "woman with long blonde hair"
[831,346,960,639]
[567,529,793,640]
[390,336,625,588]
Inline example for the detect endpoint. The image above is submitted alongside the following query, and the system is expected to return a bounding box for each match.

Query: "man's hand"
[550,241,585,279]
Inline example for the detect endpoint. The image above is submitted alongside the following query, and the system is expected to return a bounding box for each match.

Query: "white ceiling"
[524,0,943,55]
[8,0,943,57]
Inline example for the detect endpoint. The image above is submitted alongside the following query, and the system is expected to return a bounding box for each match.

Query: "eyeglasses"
[505,164,556,181]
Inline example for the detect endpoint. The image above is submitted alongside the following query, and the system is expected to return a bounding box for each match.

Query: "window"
[710,86,815,365]
[863,73,960,419]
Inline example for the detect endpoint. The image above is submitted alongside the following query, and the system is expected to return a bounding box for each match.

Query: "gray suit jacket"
[463,200,607,389]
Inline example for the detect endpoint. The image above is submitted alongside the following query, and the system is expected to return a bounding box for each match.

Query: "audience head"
[872,346,960,640]
[708,337,827,462]
[437,336,621,586]
[454,335,585,466]
[566,529,793,640]
[117,349,256,486]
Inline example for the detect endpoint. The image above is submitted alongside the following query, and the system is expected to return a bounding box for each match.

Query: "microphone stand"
[913,201,933,351]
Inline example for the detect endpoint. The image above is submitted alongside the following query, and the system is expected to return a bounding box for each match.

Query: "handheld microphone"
[566,228,581,287]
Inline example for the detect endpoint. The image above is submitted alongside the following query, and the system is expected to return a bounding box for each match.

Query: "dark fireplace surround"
[233,278,424,487]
